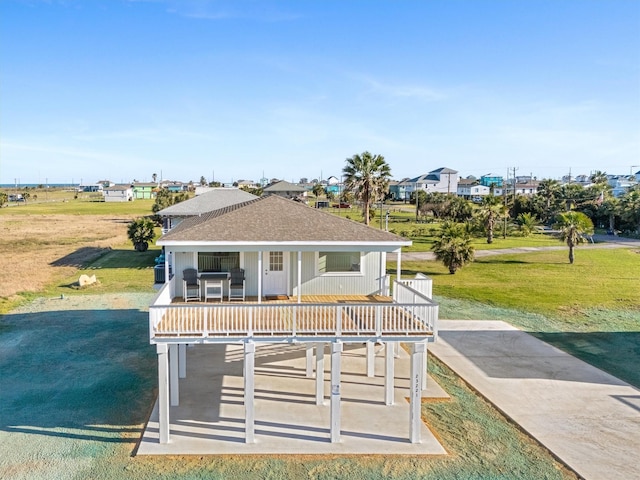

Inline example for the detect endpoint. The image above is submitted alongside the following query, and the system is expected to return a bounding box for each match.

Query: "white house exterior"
[407,167,459,196]
[149,195,438,447]
[103,185,133,202]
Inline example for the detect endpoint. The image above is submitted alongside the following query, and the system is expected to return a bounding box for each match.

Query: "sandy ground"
[0,214,136,299]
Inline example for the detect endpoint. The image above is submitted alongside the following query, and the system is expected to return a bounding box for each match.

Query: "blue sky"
[1,0,639,185]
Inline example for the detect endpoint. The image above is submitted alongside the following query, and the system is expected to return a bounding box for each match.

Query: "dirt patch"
[0,214,137,298]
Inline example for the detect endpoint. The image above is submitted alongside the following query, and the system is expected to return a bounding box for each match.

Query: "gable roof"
[263,180,305,193]
[408,174,439,184]
[159,195,409,247]
[157,188,258,217]
[430,167,458,174]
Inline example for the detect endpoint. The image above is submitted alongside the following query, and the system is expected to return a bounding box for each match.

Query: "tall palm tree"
[589,170,608,186]
[477,195,506,244]
[553,211,594,264]
[536,178,561,223]
[343,151,391,226]
[432,222,475,274]
[312,183,325,198]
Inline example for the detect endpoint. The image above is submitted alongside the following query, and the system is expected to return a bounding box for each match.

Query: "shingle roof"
[159,195,409,245]
[430,167,458,174]
[157,188,258,216]
[263,180,305,193]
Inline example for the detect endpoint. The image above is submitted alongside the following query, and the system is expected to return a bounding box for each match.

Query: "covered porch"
[147,276,439,448]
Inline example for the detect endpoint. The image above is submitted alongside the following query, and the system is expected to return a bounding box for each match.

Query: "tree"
[152,188,174,214]
[589,170,608,186]
[618,185,640,234]
[477,195,506,244]
[536,179,562,223]
[22,191,30,203]
[343,151,391,226]
[312,183,325,198]
[517,212,538,236]
[0,192,7,207]
[127,217,156,252]
[553,211,594,264]
[432,222,475,274]
[152,173,158,183]
[200,176,208,186]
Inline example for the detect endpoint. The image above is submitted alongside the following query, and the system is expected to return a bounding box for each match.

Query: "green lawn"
[392,247,640,387]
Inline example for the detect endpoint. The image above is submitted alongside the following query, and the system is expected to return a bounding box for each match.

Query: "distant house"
[457,179,491,200]
[407,167,459,196]
[480,173,503,188]
[506,181,539,197]
[103,185,134,202]
[133,182,157,199]
[165,182,187,193]
[97,180,114,188]
[263,180,307,199]
[388,178,412,201]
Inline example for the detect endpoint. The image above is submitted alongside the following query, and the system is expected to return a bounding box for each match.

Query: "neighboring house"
[103,185,133,202]
[97,179,114,188]
[157,187,258,233]
[132,182,157,199]
[457,179,490,200]
[506,181,539,196]
[149,194,438,447]
[609,176,638,197]
[480,173,503,188]
[325,176,341,195]
[407,167,459,196]
[262,180,307,199]
[388,178,411,201]
[165,182,186,193]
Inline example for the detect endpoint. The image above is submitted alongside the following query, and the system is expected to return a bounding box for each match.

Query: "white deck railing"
[396,273,432,299]
[149,279,437,343]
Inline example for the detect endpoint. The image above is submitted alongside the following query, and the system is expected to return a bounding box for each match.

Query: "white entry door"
[263,251,288,296]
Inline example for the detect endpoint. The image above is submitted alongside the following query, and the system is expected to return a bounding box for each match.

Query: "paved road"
[430,320,640,480]
[389,235,640,262]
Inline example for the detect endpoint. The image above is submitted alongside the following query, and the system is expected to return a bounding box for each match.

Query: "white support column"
[157,344,170,444]
[410,342,426,444]
[164,253,170,285]
[394,340,400,358]
[257,251,263,303]
[385,341,395,405]
[297,251,302,303]
[306,344,314,378]
[366,341,375,377]
[379,250,384,294]
[330,341,343,443]
[397,248,402,283]
[169,344,179,406]
[244,341,256,443]
[178,344,187,379]
[422,341,428,390]
[316,342,325,405]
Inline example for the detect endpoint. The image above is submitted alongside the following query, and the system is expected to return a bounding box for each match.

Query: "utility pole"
[511,166,518,207]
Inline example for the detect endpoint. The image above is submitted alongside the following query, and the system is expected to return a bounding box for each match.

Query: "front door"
[263,251,288,296]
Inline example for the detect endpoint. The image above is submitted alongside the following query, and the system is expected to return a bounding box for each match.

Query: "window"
[269,251,283,271]
[198,252,239,272]
[318,252,361,273]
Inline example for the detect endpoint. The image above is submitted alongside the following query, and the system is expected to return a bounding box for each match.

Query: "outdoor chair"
[228,267,246,301]
[182,268,201,302]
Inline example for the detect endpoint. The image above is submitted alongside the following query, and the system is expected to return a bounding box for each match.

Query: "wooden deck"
[151,295,435,341]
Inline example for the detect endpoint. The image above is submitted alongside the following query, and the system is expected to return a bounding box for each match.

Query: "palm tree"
[312,183,325,198]
[619,185,640,234]
[127,217,156,252]
[432,222,475,274]
[477,195,506,244]
[517,212,538,236]
[553,211,594,264]
[343,151,391,226]
[536,178,561,223]
[589,170,608,186]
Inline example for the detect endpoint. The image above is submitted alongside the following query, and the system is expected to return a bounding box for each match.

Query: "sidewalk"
[430,320,640,480]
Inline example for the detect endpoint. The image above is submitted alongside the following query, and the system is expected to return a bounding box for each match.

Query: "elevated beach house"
[150,194,438,446]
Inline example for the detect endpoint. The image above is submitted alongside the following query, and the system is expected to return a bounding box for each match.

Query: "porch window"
[198,252,239,272]
[318,251,361,273]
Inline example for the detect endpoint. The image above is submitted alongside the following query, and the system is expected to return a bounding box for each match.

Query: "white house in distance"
[406,167,459,196]
[103,184,133,202]
[147,195,438,448]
